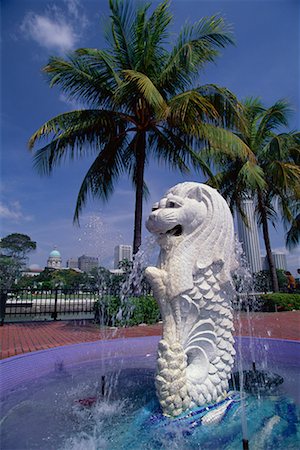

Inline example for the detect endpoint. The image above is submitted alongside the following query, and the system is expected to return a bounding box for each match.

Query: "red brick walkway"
[1,311,299,359]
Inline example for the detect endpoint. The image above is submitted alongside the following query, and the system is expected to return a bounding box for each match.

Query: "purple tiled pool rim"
[1,336,300,395]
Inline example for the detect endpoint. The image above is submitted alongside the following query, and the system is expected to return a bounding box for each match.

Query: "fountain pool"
[1,336,299,449]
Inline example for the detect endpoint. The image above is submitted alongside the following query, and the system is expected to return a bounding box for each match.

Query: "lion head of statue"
[146,182,237,281]
[146,183,206,239]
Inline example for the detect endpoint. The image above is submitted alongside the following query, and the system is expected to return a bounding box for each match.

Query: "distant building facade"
[66,258,79,269]
[78,255,98,272]
[262,252,287,271]
[236,199,262,274]
[22,266,43,277]
[47,248,62,269]
[114,245,133,269]
[109,268,125,275]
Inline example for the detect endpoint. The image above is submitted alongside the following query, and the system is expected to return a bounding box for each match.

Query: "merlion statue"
[145,182,237,417]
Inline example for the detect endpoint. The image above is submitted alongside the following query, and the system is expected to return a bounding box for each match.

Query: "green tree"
[206,98,300,292]
[33,268,88,289]
[0,256,22,290]
[29,0,251,254]
[118,258,133,274]
[0,233,36,264]
[0,233,37,289]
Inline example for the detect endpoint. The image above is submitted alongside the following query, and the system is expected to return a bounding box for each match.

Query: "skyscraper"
[236,199,262,274]
[66,258,79,269]
[262,252,287,271]
[114,245,133,269]
[78,255,98,272]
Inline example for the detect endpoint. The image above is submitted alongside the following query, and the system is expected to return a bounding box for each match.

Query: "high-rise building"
[262,252,287,271]
[114,245,133,269]
[78,255,98,272]
[236,199,262,274]
[66,258,79,269]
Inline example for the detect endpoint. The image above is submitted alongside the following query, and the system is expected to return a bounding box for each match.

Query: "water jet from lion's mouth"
[166,224,183,236]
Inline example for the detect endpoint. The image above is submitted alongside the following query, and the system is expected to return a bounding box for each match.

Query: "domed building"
[47,248,62,269]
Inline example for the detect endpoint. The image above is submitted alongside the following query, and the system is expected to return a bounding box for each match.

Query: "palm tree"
[29,0,252,254]
[285,211,300,250]
[206,98,300,291]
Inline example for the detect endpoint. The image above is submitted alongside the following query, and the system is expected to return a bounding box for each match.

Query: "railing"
[0,289,99,324]
[0,288,272,325]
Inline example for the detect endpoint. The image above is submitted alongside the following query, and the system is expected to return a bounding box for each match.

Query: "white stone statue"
[145,182,237,417]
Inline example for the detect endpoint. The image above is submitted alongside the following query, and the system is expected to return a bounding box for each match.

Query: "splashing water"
[234,238,252,446]
[92,236,159,402]
[116,235,158,324]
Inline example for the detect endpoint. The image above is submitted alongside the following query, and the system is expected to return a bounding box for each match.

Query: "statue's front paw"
[145,267,167,299]
[145,266,161,282]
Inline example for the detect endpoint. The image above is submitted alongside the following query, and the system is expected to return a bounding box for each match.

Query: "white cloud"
[64,0,85,22]
[0,201,33,222]
[20,0,89,53]
[21,13,75,52]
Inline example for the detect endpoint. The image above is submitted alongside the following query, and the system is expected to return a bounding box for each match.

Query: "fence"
[0,289,99,324]
[0,288,271,325]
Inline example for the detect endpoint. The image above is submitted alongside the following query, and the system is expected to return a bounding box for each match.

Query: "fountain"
[1,183,299,449]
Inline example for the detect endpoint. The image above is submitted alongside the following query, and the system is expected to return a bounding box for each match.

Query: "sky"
[1,0,299,274]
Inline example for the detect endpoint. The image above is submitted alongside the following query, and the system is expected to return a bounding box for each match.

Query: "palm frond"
[135,0,171,75]
[186,122,256,163]
[237,161,266,191]
[29,110,128,175]
[267,161,300,194]
[130,2,151,68]
[108,0,136,69]
[197,84,244,130]
[158,15,234,94]
[240,97,265,148]
[168,89,220,123]
[120,70,168,116]
[74,48,121,87]
[260,132,300,162]
[43,55,116,108]
[242,97,265,118]
[286,213,300,250]
[73,133,129,222]
[149,125,211,175]
[255,99,291,145]
[206,168,252,218]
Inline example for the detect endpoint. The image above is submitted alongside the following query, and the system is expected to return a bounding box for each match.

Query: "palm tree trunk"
[258,195,279,292]
[133,132,146,255]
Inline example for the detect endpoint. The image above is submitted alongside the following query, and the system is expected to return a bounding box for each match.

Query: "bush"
[94,295,160,326]
[261,293,300,311]
[127,296,160,326]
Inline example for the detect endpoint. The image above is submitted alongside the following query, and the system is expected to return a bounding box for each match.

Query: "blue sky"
[1,0,299,273]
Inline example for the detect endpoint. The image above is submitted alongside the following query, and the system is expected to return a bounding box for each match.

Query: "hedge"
[94,295,160,326]
[261,293,300,311]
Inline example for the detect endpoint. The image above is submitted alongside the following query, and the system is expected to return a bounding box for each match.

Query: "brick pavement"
[1,311,299,359]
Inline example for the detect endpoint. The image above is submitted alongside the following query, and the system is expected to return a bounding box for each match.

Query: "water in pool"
[1,360,299,450]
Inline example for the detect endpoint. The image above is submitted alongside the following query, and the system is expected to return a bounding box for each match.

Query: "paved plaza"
[1,311,299,359]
